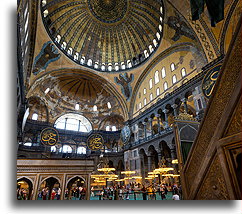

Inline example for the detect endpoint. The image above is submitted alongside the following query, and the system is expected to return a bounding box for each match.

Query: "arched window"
[139,102,142,110]
[144,98,147,106]
[170,63,175,71]
[161,67,166,78]
[112,126,117,131]
[61,42,67,50]
[101,64,106,71]
[67,47,73,55]
[77,146,86,154]
[143,88,147,95]
[74,52,79,61]
[156,32,161,40]
[44,87,50,94]
[106,126,110,131]
[43,9,48,17]
[121,62,125,70]
[108,64,112,71]
[107,102,111,109]
[149,45,154,53]
[42,0,47,7]
[150,93,153,101]
[94,62,99,69]
[181,68,186,77]
[144,50,149,58]
[93,105,97,112]
[172,75,177,84]
[75,103,79,110]
[156,87,160,96]
[115,63,119,71]
[127,60,132,68]
[60,145,72,153]
[32,113,38,120]
[149,78,153,89]
[80,56,85,64]
[87,59,92,66]
[51,146,56,153]
[159,25,162,32]
[54,113,92,132]
[160,7,163,14]
[55,35,61,43]
[154,70,159,84]
[164,82,168,91]
[24,142,32,147]
[153,39,158,47]
[160,17,163,23]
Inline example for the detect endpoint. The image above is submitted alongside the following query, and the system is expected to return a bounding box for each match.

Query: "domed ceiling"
[41,0,164,72]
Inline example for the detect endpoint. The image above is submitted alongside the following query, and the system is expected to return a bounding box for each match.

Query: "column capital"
[163,109,169,114]
[148,118,153,122]
[142,121,147,126]
[171,104,178,109]
[155,113,161,118]
[181,98,187,103]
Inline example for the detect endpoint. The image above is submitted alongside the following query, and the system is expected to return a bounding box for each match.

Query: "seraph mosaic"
[115,72,134,101]
[33,41,60,75]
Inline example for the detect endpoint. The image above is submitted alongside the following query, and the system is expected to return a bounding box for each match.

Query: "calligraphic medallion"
[87,134,104,151]
[40,127,59,146]
[202,64,222,99]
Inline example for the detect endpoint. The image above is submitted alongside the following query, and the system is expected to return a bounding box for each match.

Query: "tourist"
[51,189,56,200]
[141,185,147,200]
[172,191,180,200]
[57,187,61,200]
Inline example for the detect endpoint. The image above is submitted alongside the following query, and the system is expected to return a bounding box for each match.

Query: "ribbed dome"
[41,0,164,72]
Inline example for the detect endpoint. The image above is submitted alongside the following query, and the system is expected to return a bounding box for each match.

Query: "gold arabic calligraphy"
[202,70,219,97]
[41,130,58,145]
[88,136,103,150]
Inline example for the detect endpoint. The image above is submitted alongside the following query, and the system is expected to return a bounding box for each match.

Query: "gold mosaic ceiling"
[41,0,164,72]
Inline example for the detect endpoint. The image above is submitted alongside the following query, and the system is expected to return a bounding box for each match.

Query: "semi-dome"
[41,0,164,72]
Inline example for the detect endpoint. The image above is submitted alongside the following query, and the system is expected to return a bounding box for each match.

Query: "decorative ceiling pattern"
[41,0,164,72]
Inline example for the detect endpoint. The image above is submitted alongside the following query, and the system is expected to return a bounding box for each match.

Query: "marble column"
[171,104,179,116]
[148,118,153,136]
[158,152,162,163]
[163,109,169,128]
[181,98,188,113]
[147,155,153,172]
[142,122,147,139]
[155,114,161,133]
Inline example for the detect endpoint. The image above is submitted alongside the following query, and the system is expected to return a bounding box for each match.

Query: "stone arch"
[17,177,34,200]
[159,140,172,159]
[27,68,129,122]
[66,176,86,200]
[148,145,159,170]
[39,176,61,200]
[130,42,207,118]
[27,96,49,123]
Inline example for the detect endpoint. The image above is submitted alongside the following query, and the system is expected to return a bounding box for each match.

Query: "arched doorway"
[66,176,86,200]
[38,177,61,200]
[17,177,33,200]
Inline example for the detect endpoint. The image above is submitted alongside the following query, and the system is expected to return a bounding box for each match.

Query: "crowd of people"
[91,182,182,200]
[17,187,29,200]
[64,186,86,200]
[37,187,61,200]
